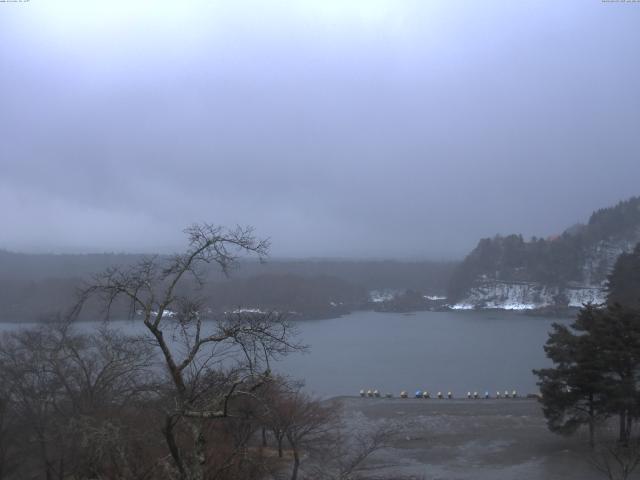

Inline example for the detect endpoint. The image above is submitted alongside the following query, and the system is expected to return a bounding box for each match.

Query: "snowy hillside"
[448,197,640,310]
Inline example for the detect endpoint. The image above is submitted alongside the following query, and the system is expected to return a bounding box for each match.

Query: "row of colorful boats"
[359,389,519,399]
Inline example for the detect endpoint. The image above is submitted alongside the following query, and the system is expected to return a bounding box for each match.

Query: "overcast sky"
[1,0,639,259]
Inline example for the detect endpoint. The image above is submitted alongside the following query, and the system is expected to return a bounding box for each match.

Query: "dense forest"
[448,197,640,302]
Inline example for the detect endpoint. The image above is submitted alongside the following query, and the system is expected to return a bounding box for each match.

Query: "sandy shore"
[337,396,610,480]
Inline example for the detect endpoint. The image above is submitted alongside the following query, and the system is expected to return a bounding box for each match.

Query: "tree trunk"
[57,457,64,480]
[619,410,629,445]
[162,415,187,479]
[278,436,284,458]
[589,396,595,448]
[38,432,52,480]
[262,426,267,447]
[290,446,300,480]
[191,422,206,480]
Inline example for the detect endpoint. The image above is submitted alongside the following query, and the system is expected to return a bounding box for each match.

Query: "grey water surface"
[0,310,565,398]
[277,310,564,398]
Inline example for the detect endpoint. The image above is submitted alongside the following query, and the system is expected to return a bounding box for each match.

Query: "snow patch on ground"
[484,301,537,310]
[450,303,474,310]
[453,282,607,311]
[369,289,401,303]
[581,232,640,285]
[566,287,605,307]
[140,309,177,318]
[225,308,266,314]
[455,282,556,310]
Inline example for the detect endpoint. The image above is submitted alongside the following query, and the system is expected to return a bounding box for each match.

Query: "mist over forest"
[0,249,455,321]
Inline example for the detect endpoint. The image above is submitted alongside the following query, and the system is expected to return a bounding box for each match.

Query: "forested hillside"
[448,196,640,308]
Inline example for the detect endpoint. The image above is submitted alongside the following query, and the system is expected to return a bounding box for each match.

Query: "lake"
[0,310,567,398]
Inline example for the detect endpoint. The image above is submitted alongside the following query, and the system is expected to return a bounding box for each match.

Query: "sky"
[1,0,639,259]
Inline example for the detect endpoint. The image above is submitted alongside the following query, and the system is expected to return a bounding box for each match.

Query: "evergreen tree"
[534,305,609,447]
[590,303,640,444]
[608,243,640,309]
[535,303,640,445]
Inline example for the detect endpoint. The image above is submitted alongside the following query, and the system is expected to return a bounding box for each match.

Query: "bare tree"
[74,224,302,480]
[309,420,399,480]
[259,378,299,459]
[284,393,335,480]
[0,326,71,480]
[0,322,158,480]
[257,378,335,480]
[591,440,640,480]
[0,381,20,480]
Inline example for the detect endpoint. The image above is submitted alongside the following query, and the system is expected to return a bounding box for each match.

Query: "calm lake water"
[0,310,567,398]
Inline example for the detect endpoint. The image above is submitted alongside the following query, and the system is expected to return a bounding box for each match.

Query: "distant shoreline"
[0,306,578,325]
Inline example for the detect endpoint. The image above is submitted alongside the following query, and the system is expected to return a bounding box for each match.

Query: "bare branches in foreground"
[591,440,640,480]
[0,225,400,480]
[0,322,159,479]
[73,224,303,480]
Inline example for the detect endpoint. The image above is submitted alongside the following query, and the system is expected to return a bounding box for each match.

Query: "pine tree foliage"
[607,243,640,309]
[534,305,610,446]
[537,238,640,444]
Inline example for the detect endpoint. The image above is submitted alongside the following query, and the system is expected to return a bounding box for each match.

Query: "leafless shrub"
[0,321,159,479]
[591,440,640,480]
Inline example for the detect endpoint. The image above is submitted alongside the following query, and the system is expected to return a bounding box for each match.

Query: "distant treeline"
[0,252,456,322]
[448,196,640,301]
